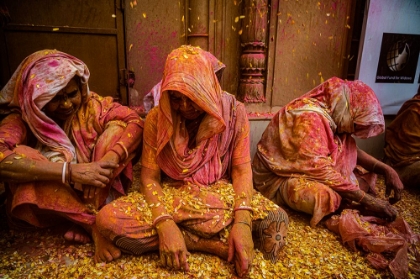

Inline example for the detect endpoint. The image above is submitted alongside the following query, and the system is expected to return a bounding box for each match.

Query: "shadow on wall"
[249,115,396,161]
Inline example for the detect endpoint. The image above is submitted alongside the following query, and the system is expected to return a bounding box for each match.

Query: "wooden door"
[0,0,127,103]
[124,0,242,102]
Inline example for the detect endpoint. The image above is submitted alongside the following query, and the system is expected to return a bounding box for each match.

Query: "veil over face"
[150,45,241,185]
[254,77,385,196]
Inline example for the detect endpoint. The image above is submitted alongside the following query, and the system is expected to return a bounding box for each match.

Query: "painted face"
[169,90,204,119]
[43,78,82,122]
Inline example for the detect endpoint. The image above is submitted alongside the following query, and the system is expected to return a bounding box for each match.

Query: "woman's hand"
[156,220,190,271]
[71,161,119,199]
[383,167,404,204]
[228,222,254,278]
[363,195,398,222]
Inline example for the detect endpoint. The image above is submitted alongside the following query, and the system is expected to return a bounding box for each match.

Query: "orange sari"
[384,92,420,188]
[97,46,286,262]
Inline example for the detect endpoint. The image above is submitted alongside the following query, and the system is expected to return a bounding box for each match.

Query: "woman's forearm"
[357,148,394,175]
[0,154,62,183]
[231,162,253,223]
[140,166,169,218]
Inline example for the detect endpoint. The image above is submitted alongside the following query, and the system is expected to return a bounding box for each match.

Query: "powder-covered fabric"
[142,45,249,186]
[143,47,225,109]
[384,94,420,168]
[253,77,384,222]
[0,50,144,227]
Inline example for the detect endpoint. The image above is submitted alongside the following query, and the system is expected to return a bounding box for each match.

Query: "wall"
[357,0,420,115]
[249,119,270,159]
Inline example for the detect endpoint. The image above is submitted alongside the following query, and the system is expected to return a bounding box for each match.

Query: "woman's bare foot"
[64,224,91,244]
[91,224,122,263]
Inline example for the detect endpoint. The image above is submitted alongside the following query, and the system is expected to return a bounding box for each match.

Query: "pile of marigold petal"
[0,175,419,279]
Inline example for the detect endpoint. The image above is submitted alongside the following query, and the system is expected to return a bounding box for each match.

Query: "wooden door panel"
[3,0,116,28]
[0,0,126,103]
[4,31,119,98]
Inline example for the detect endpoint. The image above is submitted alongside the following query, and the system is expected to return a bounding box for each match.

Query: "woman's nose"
[181,96,189,108]
[60,95,71,108]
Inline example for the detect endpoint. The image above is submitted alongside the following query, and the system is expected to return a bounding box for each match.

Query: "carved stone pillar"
[238,0,268,103]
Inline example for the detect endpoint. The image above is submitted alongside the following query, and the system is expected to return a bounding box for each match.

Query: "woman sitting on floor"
[252,77,403,228]
[384,85,420,189]
[0,49,144,263]
[96,45,289,278]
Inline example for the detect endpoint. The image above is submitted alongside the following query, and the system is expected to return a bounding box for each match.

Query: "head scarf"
[0,49,90,162]
[290,77,384,138]
[144,46,225,108]
[155,45,231,185]
[253,77,384,195]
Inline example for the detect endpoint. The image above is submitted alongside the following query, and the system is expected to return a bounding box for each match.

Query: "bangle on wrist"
[62,162,67,184]
[152,214,173,228]
[116,141,129,161]
[234,221,252,230]
[233,206,253,214]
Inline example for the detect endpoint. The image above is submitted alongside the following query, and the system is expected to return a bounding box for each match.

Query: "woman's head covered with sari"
[157,45,226,155]
[0,49,90,162]
[296,77,384,138]
[151,45,238,185]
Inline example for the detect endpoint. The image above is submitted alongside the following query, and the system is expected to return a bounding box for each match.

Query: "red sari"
[253,77,385,226]
[0,50,143,228]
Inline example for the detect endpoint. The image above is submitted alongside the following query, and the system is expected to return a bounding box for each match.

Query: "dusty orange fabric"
[0,50,144,228]
[98,46,286,262]
[253,77,384,224]
[7,145,97,228]
[143,45,250,186]
[384,94,420,168]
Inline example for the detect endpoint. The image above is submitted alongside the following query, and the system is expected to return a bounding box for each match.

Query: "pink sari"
[0,50,143,228]
[253,77,384,226]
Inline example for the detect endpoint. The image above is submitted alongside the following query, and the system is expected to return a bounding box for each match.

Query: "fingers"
[98,160,119,169]
[172,253,180,270]
[227,235,234,263]
[160,251,189,271]
[235,254,250,278]
[83,185,93,199]
[160,251,167,267]
[180,250,190,271]
[385,184,392,197]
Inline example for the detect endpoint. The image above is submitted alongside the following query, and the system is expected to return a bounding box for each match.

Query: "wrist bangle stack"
[152,214,173,228]
[233,206,254,213]
[234,221,252,231]
[61,162,68,184]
